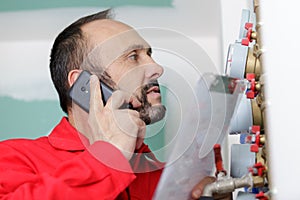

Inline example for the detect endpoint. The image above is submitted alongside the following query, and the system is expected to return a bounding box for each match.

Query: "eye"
[128,51,138,61]
[147,48,152,57]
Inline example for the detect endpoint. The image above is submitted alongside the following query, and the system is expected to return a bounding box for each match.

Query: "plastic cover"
[153,73,247,200]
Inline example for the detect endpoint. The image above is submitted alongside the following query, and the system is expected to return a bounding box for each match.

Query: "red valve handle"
[213,144,227,176]
[256,191,269,200]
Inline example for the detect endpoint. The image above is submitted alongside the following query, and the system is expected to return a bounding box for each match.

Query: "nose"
[145,60,164,80]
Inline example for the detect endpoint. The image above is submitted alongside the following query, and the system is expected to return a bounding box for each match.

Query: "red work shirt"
[0,117,163,200]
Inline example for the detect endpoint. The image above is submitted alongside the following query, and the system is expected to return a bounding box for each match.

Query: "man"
[0,10,221,199]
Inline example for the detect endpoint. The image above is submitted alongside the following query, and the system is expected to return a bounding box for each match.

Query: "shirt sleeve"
[0,141,135,200]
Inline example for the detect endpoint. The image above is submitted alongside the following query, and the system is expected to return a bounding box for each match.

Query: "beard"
[135,81,166,125]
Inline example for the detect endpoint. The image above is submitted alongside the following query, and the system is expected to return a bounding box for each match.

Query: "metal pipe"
[201,173,253,197]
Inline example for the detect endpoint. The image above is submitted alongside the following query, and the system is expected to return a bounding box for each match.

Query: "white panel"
[0,41,58,100]
[261,1,300,199]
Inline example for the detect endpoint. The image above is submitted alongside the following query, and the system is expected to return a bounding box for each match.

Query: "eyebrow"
[122,44,152,54]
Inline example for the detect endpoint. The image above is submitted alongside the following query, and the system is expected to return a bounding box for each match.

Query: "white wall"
[260,1,300,199]
[0,0,222,101]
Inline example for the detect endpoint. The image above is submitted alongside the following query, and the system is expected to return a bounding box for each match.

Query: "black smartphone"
[68,70,132,112]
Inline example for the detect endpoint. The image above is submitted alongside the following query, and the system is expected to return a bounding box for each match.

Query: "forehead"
[82,19,149,51]
[81,19,150,68]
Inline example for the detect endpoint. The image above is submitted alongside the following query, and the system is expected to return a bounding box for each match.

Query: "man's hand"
[87,75,145,160]
[191,176,215,199]
[191,176,232,200]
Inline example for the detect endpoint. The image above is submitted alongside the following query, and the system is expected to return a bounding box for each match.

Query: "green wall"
[0,0,172,12]
[0,96,65,140]
[0,94,165,159]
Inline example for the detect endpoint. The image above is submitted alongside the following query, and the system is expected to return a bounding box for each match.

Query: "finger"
[127,109,141,118]
[136,122,146,148]
[123,110,145,149]
[106,90,132,110]
[130,114,146,149]
[89,75,104,112]
[113,110,144,137]
[119,109,145,129]
[126,109,146,129]
[136,132,145,149]
[191,176,216,199]
[130,95,142,108]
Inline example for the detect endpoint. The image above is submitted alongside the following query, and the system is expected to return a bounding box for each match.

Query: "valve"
[249,162,266,177]
[251,125,264,147]
[240,125,262,147]
[250,144,259,153]
[255,191,269,200]
[241,23,257,46]
[213,144,227,177]
[251,125,260,134]
[246,73,258,99]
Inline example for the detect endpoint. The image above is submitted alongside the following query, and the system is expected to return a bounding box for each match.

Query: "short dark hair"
[49,9,112,113]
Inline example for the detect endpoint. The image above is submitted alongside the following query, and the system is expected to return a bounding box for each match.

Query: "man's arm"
[0,141,135,200]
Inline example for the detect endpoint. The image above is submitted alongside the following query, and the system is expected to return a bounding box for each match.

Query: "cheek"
[117,68,145,93]
[106,61,127,83]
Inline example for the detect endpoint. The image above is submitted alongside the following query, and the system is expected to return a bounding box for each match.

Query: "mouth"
[145,82,160,94]
[146,85,160,94]
[137,81,162,106]
[145,84,161,103]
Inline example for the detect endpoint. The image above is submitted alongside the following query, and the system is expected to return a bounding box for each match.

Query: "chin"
[147,104,166,125]
[151,101,162,106]
[147,97,162,106]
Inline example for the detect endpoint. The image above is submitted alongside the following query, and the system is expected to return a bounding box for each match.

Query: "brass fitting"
[251,31,257,41]
[245,46,261,80]
[252,176,264,188]
[251,99,263,128]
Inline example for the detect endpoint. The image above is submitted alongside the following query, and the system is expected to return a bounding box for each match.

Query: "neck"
[67,106,90,140]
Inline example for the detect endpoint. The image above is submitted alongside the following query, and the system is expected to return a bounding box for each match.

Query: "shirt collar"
[47,117,154,155]
[48,117,88,151]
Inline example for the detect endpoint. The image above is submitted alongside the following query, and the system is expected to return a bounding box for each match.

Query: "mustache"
[143,80,160,92]
[140,80,160,100]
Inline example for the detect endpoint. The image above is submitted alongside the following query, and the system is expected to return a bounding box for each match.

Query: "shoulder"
[0,136,48,151]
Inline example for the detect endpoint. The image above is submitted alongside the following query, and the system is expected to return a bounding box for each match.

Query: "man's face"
[82,19,165,124]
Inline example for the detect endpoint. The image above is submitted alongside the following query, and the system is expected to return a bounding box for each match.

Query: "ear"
[68,69,82,87]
